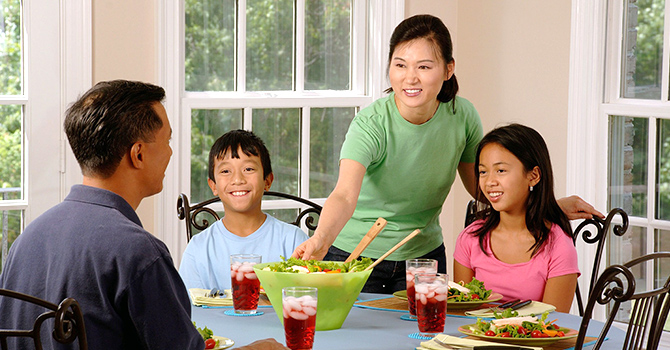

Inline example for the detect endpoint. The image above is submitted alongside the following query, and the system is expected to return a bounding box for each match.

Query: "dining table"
[191,293,626,349]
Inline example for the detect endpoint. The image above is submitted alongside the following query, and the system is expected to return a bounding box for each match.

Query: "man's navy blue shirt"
[0,185,204,350]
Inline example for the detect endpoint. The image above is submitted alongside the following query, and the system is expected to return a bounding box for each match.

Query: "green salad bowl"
[253,261,372,331]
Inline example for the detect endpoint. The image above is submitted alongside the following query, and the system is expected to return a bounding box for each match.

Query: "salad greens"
[193,322,213,339]
[471,312,568,339]
[264,257,374,273]
[448,278,492,301]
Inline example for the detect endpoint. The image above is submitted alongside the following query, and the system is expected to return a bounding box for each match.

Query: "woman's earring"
[529,186,534,192]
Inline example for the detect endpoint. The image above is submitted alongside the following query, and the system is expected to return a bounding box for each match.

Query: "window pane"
[246,0,294,91]
[655,229,670,288]
[657,119,670,219]
[621,0,665,99]
[252,108,300,195]
[609,116,648,216]
[0,0,22,95]
[608,225,646,323]
[0,105,22,200]
[309,107,354,197]
[184,0,236,91]
[0,209,22,271]
[191,109,243,203]
[305,0,352,90]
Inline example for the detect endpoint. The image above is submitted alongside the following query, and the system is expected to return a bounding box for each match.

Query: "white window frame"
[568,0,670,319]
[0,1,91,268]
[157,0,405,264]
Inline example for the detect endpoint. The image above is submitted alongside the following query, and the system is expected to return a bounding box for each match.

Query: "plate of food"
[393,290,407,300]
[458,313,578,346]
[195,322,235,350]
[447,278,502,310]
[393,278,502,309]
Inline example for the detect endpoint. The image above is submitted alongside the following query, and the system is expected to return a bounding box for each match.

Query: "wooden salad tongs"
[364,229,421,271]
[344,217,387,263]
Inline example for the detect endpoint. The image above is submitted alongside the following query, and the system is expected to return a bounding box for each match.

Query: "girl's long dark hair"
[384,14,458,112]
[472,124,572,257]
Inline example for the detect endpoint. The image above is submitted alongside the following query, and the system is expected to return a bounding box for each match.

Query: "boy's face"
[208,147,273,216]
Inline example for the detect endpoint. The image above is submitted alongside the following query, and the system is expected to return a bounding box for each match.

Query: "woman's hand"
[557,195,604,220]
[291,234,331,261]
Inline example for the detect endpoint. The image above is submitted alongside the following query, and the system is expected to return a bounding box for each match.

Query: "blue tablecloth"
[191,293,625,349]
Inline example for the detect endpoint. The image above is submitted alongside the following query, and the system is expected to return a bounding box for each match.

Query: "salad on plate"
[470,312,570,339]
[448,278,492,301]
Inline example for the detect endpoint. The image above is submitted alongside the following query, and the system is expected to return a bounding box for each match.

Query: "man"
[0,80,286,350]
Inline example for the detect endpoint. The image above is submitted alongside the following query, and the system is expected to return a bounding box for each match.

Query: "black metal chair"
[571,208,629,316]
[463,200,630,316]
[177,191,322,242]
[0,289,87,350]
[464,199,483,228]
[574,252,670,350]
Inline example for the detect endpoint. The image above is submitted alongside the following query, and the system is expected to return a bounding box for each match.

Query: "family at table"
[0,13,602,350]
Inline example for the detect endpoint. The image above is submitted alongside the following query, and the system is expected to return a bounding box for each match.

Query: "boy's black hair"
[471,123,572,257]
[208,129,272,182]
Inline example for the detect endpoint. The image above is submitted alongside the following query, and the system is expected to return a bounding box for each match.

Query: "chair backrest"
[0,289,87,350]
[574,252,670,350]
[177,191,322,242]
[572,208,629,316]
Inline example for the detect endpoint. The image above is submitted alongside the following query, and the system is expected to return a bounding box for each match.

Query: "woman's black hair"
[384,14,458,112]
[472,124,572,257]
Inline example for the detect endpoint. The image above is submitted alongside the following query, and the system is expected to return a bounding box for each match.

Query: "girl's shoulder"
[545,223,575,248]
[459,220,487,240]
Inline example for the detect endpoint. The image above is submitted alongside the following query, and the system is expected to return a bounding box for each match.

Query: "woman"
[292,14,600,293]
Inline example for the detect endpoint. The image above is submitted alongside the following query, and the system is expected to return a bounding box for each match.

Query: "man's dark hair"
[64,80,166,178]
[208,129,273,182]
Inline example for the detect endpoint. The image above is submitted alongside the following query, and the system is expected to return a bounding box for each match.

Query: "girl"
[453,124,579,312]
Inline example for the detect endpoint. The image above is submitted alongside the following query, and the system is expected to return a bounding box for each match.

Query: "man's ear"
[264,173,274,191]
[208,178,218,196]
[129,142,144,169]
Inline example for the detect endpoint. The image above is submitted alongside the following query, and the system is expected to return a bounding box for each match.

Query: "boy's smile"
[208,147,273,217]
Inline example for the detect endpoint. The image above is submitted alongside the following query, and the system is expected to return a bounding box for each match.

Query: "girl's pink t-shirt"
[453,221,580,302]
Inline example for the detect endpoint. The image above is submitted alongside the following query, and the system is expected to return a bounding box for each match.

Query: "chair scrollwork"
[178,191,322,242]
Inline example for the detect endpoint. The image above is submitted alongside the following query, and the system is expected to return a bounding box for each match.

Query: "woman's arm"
[453,260,475,284]
[457,162,477,198]
[292,159,366,260]
[542,273,578,313]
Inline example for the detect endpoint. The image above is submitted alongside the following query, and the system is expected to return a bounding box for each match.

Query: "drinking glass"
[414,273,448,337]
[405,259,438,319]
[230,254,262,314]
[282,287,318,350]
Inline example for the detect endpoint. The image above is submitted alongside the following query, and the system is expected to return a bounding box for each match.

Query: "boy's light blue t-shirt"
[179,214,309,290]
[334,93,483,261]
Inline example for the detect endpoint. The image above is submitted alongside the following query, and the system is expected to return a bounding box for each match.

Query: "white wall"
[92,0,158,234]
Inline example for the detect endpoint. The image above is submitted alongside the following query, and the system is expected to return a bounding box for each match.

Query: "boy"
[179,129,309,291]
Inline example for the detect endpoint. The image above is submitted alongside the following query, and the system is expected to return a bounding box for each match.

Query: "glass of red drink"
[414,273,448,337]
[405,259,438,319]
[282,287,318,350]
[230,254,262,314]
